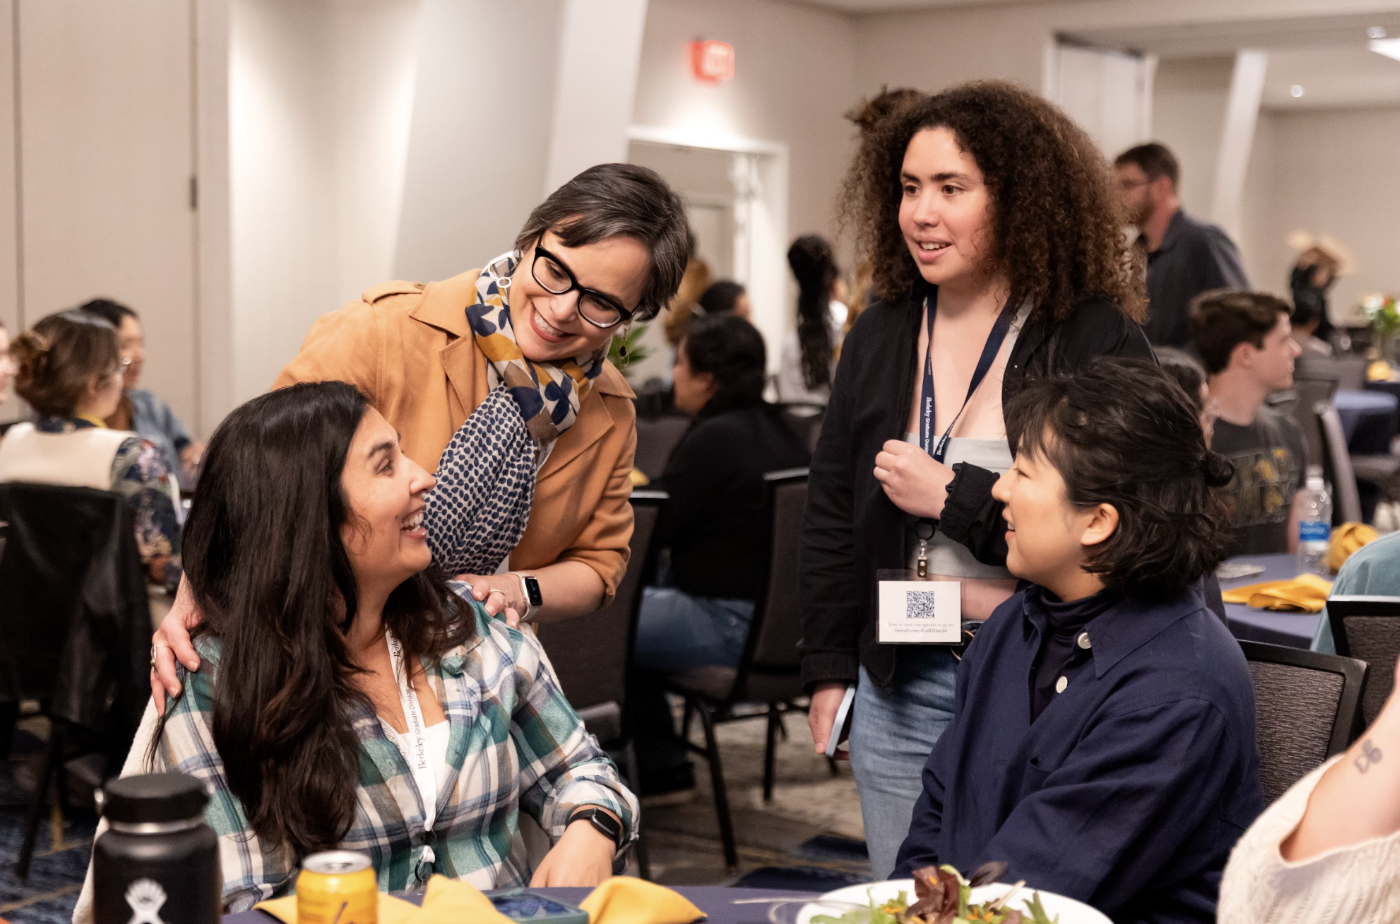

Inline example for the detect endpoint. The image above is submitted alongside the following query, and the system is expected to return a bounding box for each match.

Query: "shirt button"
[1077,632,1092,650]
[1055,676,1068,694]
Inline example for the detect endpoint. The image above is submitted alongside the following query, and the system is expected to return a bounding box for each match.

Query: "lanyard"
[918,289,1017,464]
[386,632,438,865]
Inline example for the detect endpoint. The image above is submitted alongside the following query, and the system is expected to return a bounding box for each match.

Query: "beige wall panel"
[17,0,197,426]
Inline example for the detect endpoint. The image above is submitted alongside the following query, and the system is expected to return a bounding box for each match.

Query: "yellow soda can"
[296,851,377,924]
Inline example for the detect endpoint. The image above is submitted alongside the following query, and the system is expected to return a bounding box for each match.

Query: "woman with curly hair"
[800,80,1151,877]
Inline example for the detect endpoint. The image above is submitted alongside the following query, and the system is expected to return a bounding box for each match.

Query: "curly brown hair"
[840,80,1145,324]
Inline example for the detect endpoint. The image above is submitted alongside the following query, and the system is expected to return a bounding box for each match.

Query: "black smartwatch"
[569,807,625,850]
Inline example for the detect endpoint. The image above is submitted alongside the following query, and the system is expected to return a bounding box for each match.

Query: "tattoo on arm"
[1356,739,1384,774]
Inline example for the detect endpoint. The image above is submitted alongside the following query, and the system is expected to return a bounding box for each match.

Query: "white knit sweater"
[1219,755,1400,923]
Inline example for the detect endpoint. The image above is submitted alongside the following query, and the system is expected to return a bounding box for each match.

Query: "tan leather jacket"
[273,270,636,601]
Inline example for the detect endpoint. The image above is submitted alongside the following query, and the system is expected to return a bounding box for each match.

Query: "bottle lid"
[1307,474,1326,490]
[99,772,209,827]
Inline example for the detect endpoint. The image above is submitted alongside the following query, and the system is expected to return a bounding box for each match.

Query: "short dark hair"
[1190,290,1292,375]
[11,309,121,416]
[514,163,693,322]
[682,313,766,416]
[1155,347,1207,416]
[1006,358,1234,598]
[697,280,746,315]
[1115,142,1180,188]
[78,298,138,328]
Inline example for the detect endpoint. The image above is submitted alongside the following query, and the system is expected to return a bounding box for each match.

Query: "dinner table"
[222,885,819,924]
[1334,388,1400,455]
[1220,552,1323,649]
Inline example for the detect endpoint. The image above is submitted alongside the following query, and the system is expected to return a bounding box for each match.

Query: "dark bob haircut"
[153,381,471,859]
[682,313,767,416]
[514,163,693,322]
[78,297,139,328]
[1005,358,1234,598]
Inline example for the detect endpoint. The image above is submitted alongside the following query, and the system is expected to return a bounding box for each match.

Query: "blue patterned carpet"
[0,726,96,924]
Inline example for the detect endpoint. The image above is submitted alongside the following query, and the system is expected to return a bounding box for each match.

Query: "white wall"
[1240,105,1400,324]
[1152,56,1234,221]
[230,0,419,401]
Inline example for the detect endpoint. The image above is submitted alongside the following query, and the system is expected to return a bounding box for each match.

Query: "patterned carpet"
[1,723,98,924]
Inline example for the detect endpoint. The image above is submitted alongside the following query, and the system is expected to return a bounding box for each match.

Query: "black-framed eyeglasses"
[531,244,640,329]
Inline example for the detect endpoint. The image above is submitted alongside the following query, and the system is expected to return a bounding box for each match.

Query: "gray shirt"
[1211,405,1306,556]
[1143,209,1250,348]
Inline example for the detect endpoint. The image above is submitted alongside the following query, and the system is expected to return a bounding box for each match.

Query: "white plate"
[797,879,1113,924]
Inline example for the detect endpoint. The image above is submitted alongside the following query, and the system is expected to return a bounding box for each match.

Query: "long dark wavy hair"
[787,236,838,391]
[152,382,472,857]
[840,80,1145,324]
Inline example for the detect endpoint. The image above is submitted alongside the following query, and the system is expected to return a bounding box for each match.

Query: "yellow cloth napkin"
[255,876,510,924]
[579,877,706,924]
[255,875,705,924]
[1329,522,1379,574]
[1368,360,1396,383]
[1221,572,1333,613]
[629,467,651,487]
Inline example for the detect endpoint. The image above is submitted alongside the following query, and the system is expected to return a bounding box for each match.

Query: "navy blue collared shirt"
[893,585,1262,924]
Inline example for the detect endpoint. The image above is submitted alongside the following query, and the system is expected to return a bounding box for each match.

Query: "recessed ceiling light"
[1290,85,1304,98]
[1371,37,1400,61]
[1369,26,1388,39]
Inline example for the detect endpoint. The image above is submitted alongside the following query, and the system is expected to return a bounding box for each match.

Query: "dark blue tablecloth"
[1222,553,1322,649]
[222,885,813,924]
[1336,389,1399,454]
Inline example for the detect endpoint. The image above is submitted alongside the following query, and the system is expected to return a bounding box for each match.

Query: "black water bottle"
[93,773,221,924]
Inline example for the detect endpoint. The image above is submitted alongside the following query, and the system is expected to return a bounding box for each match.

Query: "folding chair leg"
[827,756,839,776]
[621,741,650,881]
[763,706,780,802]
[695,704,737,870]
[16,721,61,882]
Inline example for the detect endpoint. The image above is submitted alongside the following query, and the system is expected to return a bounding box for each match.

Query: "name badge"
[877,576,962,644]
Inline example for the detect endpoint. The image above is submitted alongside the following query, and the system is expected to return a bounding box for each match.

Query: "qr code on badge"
[906,589,938,619]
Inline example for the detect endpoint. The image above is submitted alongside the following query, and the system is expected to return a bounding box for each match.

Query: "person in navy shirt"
[893,358,1262,924]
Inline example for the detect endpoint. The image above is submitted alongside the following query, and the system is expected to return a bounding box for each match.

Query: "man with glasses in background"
[1115,142,1250,349]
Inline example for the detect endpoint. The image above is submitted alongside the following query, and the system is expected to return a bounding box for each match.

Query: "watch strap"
[569,807,624,849]
[512,572,535,622]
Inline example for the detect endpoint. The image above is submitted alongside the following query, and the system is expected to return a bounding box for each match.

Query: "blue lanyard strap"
[918,290,1016,465]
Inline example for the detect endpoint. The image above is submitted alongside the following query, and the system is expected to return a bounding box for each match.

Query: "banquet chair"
[1280,374,1338,470]
[0,483,151,881]
[535,489,666,879]
[1239,641,1367,805]
[1297,354,1368,391]
[666,468,813,870]
[1328,596,1400,726]
[777,403,827,454]
[1318,405,1365,524]
[632,414,691,481]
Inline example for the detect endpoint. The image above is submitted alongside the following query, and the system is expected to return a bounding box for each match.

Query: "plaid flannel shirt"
[153,591,638,912]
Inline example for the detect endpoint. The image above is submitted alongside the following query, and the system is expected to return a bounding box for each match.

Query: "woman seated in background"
[86,382,635,913]
[81,298,205,483]
[695,279,752,321]
[0,310,180,593]
[778,235,846,405]
[894,359,1260,924]
[632,314,811,793]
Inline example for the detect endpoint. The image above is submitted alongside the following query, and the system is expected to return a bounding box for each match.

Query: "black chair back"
[729,469,808,704]
[1318,405,1364,524]
[0,483,150,735]
[632,415,691,481]
[777,404,826,454]
[1285,375,1338,470]
[1328,595,1400,726]
[535,490,666,744]
[1239,640,1367,804]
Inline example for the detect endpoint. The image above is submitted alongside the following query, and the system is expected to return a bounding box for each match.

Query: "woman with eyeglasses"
[150,163,691,702]
[0,309,181,593]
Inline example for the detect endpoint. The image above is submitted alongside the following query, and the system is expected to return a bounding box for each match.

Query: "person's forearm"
[526,560,607,623]
[1283,699,1400,860]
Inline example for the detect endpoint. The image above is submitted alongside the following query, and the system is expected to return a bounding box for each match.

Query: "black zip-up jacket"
[798,286,1152,690]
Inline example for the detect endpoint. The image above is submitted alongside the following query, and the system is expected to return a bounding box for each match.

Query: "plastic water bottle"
[1296,466,1333,578]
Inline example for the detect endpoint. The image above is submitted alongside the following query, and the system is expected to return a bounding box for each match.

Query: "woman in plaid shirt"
[106,382,637,912]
